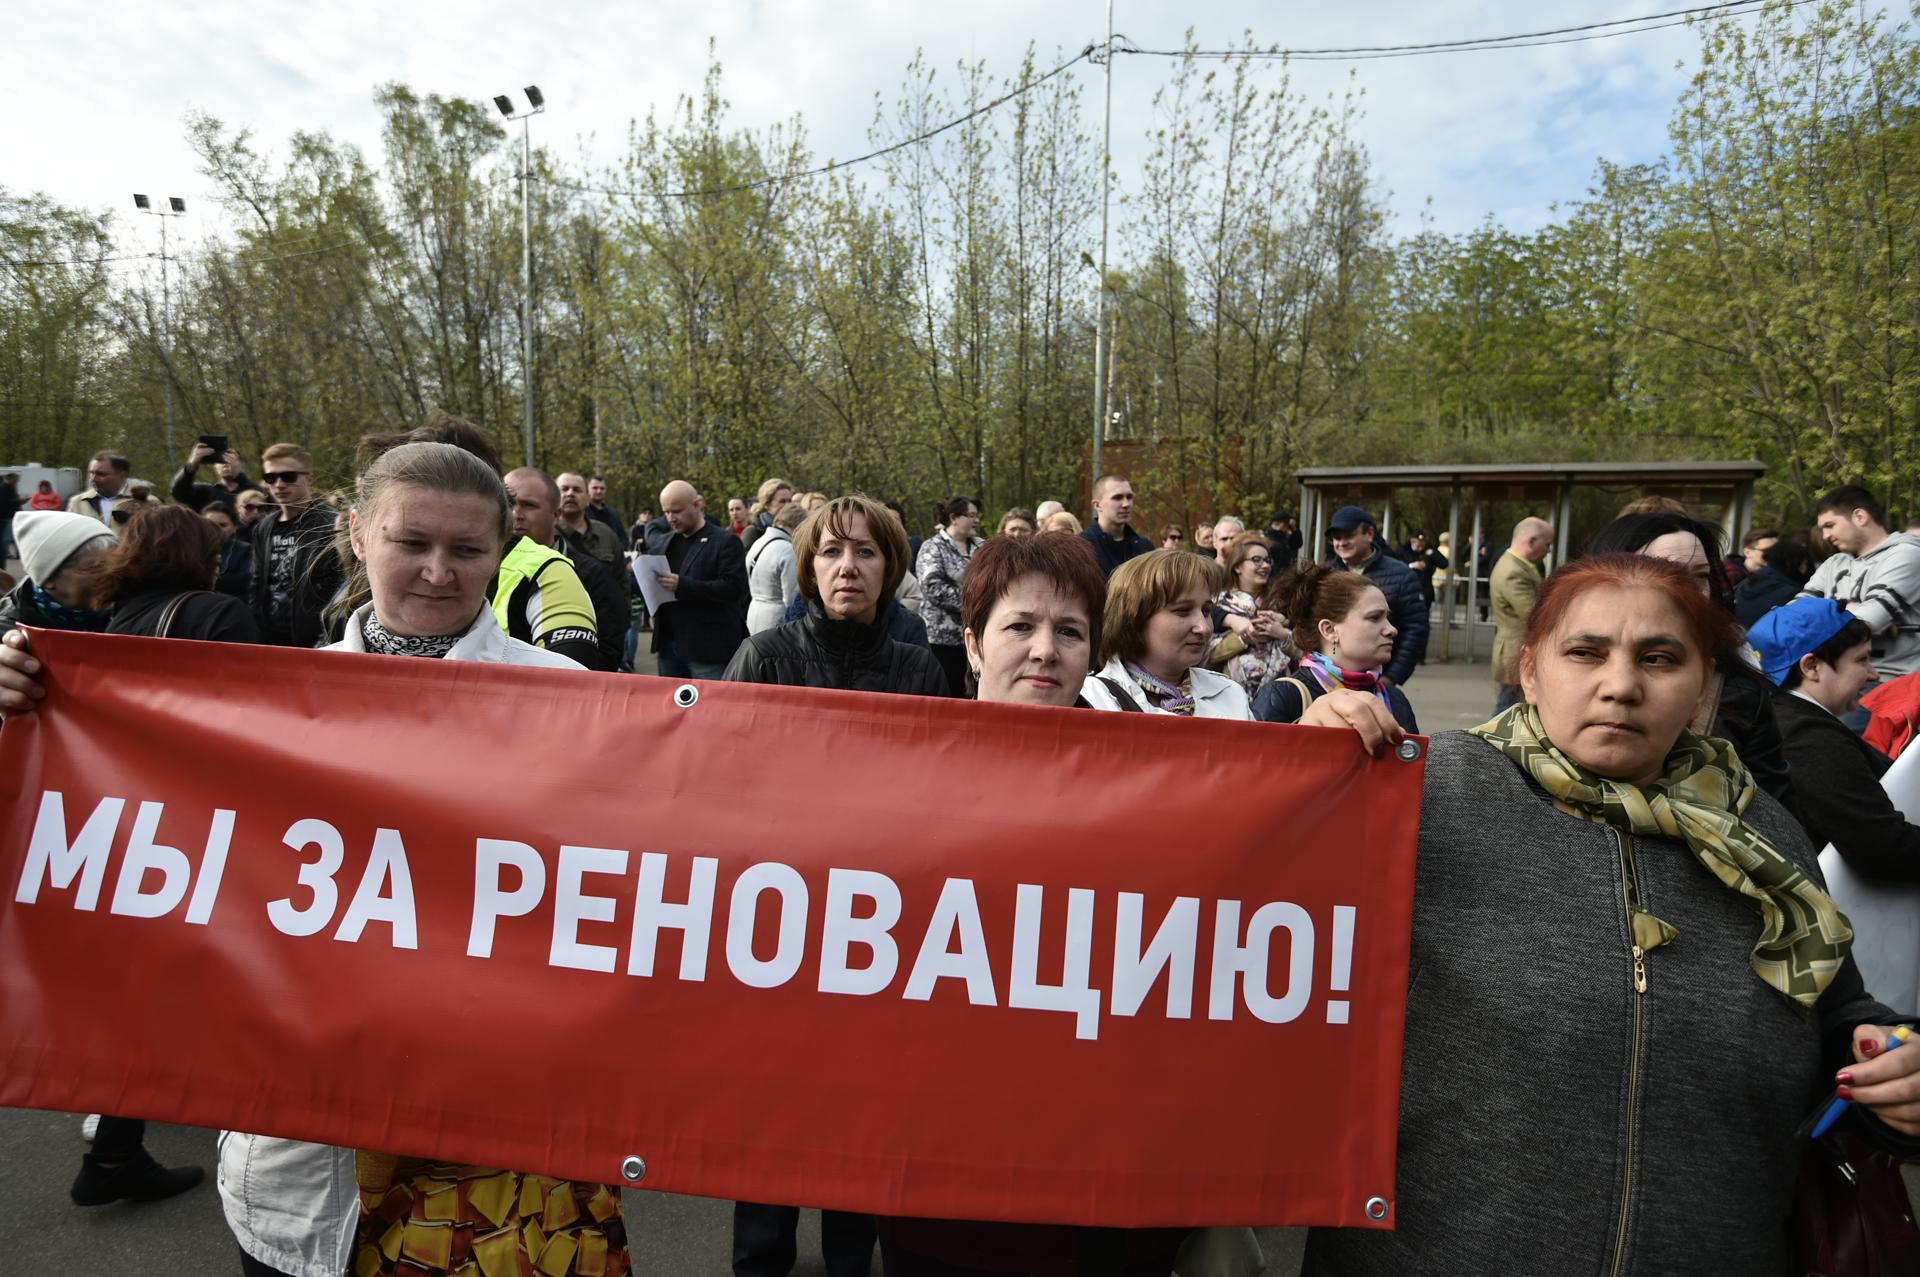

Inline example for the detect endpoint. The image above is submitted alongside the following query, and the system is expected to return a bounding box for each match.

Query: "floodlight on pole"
[1091,0,1115,485]
[133,192,187,461]
[495,85,547,467]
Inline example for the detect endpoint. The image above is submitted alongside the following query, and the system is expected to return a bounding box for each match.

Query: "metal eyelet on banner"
[621,1155,648,1183]
[1365,1196,1390,1221]
[672,684,699,709]
[1393,739,1423,763]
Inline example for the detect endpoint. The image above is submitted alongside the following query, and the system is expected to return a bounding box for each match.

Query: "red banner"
[0,629,1422,1229]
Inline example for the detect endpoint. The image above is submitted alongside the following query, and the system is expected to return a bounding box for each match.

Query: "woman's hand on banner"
[0,629,45,716]
[1298,687,1404,756]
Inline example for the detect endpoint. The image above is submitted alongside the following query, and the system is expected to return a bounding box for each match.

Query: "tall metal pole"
[520,115,536,467]
[1090,0,1114,492]
[159,214,175,461]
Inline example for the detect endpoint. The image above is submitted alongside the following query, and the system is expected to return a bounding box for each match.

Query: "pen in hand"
[1811,1025,1913,1139]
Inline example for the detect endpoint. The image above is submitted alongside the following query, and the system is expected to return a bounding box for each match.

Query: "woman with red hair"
[1308,553,1920,1274]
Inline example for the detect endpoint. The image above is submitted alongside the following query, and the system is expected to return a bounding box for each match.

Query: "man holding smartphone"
[171,436,262,512]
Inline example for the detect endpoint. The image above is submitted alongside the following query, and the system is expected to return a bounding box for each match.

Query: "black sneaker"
[70,1150,205,1206]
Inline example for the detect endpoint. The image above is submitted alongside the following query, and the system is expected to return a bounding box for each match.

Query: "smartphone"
[199,434,229,457]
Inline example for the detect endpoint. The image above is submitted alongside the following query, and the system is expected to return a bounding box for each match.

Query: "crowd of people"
[6,430,1920,1275]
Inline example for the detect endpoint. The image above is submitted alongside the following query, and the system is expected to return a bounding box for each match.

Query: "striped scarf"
[1300,651,1389,708]
[1469,703,1852,1008]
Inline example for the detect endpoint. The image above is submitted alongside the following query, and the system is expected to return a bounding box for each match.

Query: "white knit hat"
[12,510,115,586]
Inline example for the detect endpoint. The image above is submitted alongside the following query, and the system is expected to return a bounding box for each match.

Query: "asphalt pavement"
[0,1107,1307,1274]
[0,1106,851,1275]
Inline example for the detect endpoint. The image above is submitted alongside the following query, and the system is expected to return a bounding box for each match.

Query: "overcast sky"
[6,0,1749,256]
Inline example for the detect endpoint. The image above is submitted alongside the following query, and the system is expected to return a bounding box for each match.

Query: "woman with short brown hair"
[725,493,945,695]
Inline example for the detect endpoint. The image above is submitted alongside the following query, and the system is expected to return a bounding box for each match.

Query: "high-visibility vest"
[491,535,576,639]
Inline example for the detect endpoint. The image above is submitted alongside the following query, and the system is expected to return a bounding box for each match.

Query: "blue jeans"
[657,635,729,681]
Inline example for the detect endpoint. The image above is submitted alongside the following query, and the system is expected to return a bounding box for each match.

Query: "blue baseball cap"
[1748,597,1852,686]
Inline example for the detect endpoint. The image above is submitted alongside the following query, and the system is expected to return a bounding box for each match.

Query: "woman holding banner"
[320,443,628,1277]
[860,534,1398,1277]
[1305,554,1920,1275]
[1252,564,1416,733]
[1079,549,1250,719]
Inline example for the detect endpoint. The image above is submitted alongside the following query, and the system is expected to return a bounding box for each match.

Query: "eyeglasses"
[1243,556,1272,566]
[262,471,308,485]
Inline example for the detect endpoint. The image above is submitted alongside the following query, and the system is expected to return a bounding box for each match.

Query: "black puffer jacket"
[723,603,948,696]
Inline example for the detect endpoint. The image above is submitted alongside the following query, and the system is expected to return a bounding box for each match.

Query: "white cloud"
[4,0,1744,248]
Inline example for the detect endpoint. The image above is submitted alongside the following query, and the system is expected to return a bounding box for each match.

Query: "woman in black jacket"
[202,499,255,600]
[722,492,944,1277]
[724,494,947,696]
[1734,535,1814,627]
[81,505,261,643]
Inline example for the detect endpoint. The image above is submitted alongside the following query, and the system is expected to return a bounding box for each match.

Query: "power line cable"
[1118,0,1802,61]
[543,44,1097,201]
[2,251,153,270]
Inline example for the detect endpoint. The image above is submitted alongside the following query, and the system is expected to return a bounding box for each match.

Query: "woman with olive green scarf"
[1306,554,1919,1277]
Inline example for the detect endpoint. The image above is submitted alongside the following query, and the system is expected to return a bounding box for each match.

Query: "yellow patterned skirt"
[353,1158,631,1277]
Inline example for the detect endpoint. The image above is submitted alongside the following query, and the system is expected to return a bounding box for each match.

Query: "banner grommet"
[673,684,700,709]
[1393,739,1423,763]
[1365,1197,1389,1220]
[621,1155,648,1182]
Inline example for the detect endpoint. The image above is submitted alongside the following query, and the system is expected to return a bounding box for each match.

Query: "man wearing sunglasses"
[250,443,341,647]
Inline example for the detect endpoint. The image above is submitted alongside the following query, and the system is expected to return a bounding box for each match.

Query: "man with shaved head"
[506,467,629,672]
[641,479,748,679]
[1491,515,1556,711]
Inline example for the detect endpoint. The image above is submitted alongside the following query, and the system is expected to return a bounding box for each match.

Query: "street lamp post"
[495,85,546,467]
[133,194,186,460]
[1090,0,1115,486]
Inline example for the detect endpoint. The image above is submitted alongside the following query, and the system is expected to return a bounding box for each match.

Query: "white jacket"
[326,602,583,667]
[220,599,580,1275]
[1077,655,1252,719]
[745,528,799,635]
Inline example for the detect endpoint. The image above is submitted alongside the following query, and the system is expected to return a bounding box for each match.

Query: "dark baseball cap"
[1329,505,1374,532]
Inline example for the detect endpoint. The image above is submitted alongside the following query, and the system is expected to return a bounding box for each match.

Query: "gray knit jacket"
[1305,732,1899,1276]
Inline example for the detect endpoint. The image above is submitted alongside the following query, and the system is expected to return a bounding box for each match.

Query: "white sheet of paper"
[1819,739,1920,1017]
[630,554,675,616]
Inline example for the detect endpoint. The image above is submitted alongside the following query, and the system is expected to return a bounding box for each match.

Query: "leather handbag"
[1791,1123,1920,1276]
[155,590,211,639]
